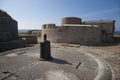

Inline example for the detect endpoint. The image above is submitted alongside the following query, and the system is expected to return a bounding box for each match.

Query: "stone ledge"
[0,39,26,52]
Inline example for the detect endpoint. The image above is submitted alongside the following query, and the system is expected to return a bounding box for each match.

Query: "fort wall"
[41,17,115,45]
[83,20,115,42]
[42,24,101,45]
[0,10,26,52]
[0,16,18,42]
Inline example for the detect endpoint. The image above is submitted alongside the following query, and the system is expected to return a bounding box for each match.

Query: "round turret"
[61,17,82,25]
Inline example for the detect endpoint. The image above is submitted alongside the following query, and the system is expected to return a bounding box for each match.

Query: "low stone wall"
[28,30,41,37]
[0,39,26,52]
[113,34,120,43]
[19,35,38,44]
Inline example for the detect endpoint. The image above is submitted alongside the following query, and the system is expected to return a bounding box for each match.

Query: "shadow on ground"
[50,57,72,65]
[91,36,120,47]
[95,42,120,47]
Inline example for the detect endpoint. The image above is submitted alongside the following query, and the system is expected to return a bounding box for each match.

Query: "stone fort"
[41,17,115,45]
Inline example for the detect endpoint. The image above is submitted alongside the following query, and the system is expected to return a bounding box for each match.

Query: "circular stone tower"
[61,17,82,25]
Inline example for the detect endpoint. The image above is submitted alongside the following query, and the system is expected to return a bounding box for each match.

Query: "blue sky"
[0,0,120,31]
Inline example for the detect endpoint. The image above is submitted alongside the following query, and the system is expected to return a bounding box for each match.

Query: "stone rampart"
[83,20,115,42]
[41,17,115,45]
[42,24,101,45]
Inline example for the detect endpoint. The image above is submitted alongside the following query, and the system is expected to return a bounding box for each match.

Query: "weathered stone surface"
[0,44,114,80]
[41,17,115,45]
[0,10,26,52]
[19,35,38,44]
[0,10,18,42]
[62,17,82,24]
[83,20,115,42]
